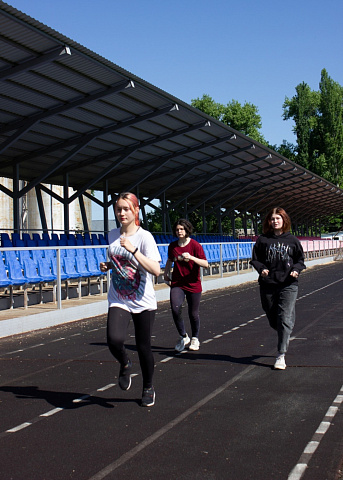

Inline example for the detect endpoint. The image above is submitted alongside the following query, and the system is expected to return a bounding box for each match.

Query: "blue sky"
[6,0,343,146]
[4,0,343,218]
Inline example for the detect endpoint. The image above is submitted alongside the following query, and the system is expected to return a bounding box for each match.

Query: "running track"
[0,262,342,480]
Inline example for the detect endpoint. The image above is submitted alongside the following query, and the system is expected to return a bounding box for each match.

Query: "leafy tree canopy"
[191,94,267,144]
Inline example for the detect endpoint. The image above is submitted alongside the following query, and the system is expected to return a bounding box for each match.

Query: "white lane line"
[287,384,343,480]
[87,365,257,480]
[6,422,32,433]
[40,408,64,417]
[160,357,173,363]
[97,384,116,392]
[303,441,319,454]
[73,394,91,403]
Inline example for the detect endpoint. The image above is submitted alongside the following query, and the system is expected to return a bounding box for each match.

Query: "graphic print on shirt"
[267,242,292,267]
[110,245,146,301]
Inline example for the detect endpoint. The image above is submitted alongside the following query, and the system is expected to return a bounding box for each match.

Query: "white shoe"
[274,354,286,370]
[175,334,190,352]
[188,337,200,351]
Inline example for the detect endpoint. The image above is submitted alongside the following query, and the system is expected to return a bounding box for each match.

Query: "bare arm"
[120,236,160,277]
[181,252,209,268]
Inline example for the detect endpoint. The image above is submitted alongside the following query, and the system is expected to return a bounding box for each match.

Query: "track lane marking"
[288,384,343,480]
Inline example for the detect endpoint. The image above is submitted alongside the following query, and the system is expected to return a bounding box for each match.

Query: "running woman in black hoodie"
[250,207,306,370]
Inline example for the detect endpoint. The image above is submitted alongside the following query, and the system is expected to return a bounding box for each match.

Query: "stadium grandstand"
[0,2,342,332]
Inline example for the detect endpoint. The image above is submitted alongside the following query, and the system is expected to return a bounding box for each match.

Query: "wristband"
[132,247,138,256]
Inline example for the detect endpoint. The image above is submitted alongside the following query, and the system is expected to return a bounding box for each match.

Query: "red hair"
[263,207,291,234]
[116,192,140,226]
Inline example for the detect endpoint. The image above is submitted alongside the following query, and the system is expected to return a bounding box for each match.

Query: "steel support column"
[12,164,20,234]
[35,186,48,234]
[63,174,69,234]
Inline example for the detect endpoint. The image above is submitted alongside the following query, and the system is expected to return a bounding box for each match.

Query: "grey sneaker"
[175,334,190,352]
[274,354,286,370]
[118,359,132,390]
[141,387,155,407]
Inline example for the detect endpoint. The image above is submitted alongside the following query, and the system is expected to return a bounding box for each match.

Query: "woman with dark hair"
[164,218,208,352]
[100,192,161,407]
[250,207,306,370]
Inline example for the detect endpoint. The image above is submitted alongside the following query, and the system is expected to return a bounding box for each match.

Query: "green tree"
[317,69,343,186]
[191,94,225,121]
[283,82,320,170]
[191,94,267,144]
[283,69,343,187]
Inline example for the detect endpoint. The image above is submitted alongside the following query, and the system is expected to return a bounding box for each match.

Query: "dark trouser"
[107,307,155,389]
[259,283,298,354]
[170,287,201,338]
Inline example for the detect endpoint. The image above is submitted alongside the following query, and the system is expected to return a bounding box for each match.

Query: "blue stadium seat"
[37,258,57,282]
[67,234,77,246]
[85,251,102,276]
[51,258,68,281]
[22,233,31,246]
[75,234,84,246]
[0,255,13,288]
[11,233,21,246]
[84,233,92,245]
[6,255,27,286]
[157,245,168,268]
[22,259,44,284]
[62,257,80,279]
[32,233,41,245]
[1,233,13,247]
[98,234,107,245]
[75,257,92,278]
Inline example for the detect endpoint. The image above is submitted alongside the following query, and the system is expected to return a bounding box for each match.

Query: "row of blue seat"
[0,232,108,248]
[153,234,253,244]
[157,243,254,268]
[0,247,105,290]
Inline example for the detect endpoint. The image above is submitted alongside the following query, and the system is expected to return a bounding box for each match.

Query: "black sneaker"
[118,359,132,390]
[141,387,155,407]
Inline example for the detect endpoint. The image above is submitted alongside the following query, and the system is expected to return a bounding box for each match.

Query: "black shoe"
[141,387,155,407]
[118,359,132,390]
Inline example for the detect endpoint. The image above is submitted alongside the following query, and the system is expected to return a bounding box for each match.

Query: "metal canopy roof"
[1,1,343,225]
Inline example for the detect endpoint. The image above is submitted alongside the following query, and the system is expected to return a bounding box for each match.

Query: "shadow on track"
[0,385,141,408]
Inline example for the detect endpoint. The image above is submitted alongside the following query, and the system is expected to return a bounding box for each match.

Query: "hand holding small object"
[100,262,111,272]
[120,233,135,253]
[181,252,190,262]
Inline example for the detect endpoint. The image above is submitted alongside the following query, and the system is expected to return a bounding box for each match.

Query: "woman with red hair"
[250,207,306,370]
[100,192,161,407]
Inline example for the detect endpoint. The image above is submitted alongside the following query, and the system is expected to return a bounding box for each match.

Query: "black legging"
[107,307,155,389]
[170,287,201,338]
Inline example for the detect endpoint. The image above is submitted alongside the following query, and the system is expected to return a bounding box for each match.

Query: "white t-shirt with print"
[107,227,161,313]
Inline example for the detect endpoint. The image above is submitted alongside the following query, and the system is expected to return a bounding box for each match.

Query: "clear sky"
[5,0,343,147]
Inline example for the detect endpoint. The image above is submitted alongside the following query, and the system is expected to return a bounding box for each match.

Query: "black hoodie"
[250,232,306,286]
